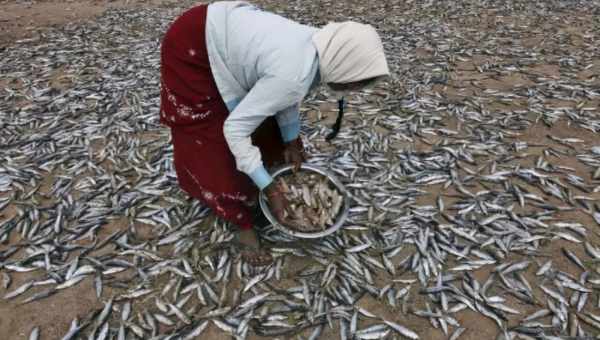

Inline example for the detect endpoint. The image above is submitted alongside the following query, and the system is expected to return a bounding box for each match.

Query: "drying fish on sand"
[1,0,600,339]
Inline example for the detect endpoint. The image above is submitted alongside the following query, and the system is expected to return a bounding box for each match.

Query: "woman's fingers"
[274,206,287,225]
[269,189,293,225]
[291,152,300,173]
[283,138,306,173]
[292,154,301,172]
[283,149,291,165]
[276,210,287,224]
[266,189,288,224]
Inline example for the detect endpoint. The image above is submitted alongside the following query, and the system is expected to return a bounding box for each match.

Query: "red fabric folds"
[159,5,286,229]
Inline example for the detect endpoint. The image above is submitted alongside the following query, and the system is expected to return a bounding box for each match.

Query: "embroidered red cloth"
[160,5,286,229]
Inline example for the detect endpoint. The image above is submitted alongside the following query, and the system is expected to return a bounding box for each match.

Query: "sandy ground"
[1,1,600,340]
[0,0,184,47]
[0,1,172,338]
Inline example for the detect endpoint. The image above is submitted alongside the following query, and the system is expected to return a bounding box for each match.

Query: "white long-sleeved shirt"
[205,1,320,190]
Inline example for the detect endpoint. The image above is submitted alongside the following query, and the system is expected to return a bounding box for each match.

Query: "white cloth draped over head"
[312,22,390,85]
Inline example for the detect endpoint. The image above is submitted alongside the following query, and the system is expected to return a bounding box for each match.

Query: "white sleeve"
[275,103,301,143]
[223,75,302,188]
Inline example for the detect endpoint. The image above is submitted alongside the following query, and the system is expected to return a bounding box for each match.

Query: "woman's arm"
[223,75,302,190]
[275,104,301,143]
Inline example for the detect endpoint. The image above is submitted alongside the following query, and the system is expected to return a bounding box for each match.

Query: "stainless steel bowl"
[259,164,350,239]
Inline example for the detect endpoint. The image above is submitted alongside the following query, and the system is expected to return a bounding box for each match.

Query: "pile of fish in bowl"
[259,164,349,239]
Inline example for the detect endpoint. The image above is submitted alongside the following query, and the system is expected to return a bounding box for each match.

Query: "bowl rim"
[258,164,350,239]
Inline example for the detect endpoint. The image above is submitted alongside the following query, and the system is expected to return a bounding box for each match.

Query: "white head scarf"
[312,22,390,85]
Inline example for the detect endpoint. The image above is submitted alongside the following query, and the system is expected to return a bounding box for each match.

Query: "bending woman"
[160,1,389,265]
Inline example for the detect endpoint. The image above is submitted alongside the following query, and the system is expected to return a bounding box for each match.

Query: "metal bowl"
[259,164,350,239]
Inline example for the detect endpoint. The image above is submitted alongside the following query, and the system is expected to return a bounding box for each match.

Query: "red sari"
[160,5,286,229]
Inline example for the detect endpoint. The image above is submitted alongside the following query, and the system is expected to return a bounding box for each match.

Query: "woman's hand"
[283,137,306,173]
[264,182,289,225]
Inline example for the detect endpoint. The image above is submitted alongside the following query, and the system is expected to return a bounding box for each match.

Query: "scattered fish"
[1,0,600,339]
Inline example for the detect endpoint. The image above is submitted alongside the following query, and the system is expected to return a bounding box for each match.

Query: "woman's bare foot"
[238,228,272,266]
